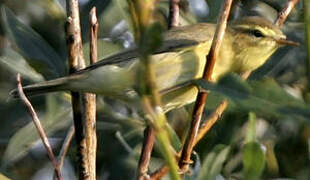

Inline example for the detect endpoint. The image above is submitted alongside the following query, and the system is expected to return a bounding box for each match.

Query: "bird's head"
[229,16,298,71]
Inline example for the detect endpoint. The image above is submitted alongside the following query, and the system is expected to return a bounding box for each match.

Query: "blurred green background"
[0,0,309,179]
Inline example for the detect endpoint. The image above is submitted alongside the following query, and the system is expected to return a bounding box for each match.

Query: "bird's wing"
[76,23,215,74]
[77,40,199,74]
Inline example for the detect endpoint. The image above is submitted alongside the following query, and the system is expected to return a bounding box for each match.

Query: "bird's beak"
[275,38,299,46]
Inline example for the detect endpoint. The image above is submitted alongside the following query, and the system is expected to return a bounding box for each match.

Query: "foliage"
[0,0,308,179]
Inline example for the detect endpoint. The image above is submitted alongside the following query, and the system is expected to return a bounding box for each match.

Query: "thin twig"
[137,125,155,180]
[65,0,89,179]
[150,165,169,180]
[168,0,180,28]
[150,100,228,180]
[178,0,233,172]
[84,7,98,180]
[16,74,62,180]
[66,0,86,70]
[194,100,228,144]
[274,0,299,27]
[58,125,75,170]
[137,126,156,180]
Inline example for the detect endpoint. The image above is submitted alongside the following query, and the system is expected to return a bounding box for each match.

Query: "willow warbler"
[11,16,297,112]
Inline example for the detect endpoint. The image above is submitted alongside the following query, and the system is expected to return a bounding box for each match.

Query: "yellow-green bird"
[11,16,297,112]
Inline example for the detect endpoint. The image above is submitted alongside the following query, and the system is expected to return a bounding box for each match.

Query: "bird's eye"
[250,30,264,38]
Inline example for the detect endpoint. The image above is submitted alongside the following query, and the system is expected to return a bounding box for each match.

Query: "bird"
[10,16,297,112]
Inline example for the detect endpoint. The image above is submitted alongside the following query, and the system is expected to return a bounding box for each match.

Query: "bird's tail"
[10,76,70,98]
[10,64,137,99]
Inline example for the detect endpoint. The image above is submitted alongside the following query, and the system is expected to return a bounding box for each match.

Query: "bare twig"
[137,126,155,180]
[168,0,180,28]
[16,74,62,180]
[89,7,98,65]
[194,100,228,144]
[274,0,299,27]
[178,0,233,172]
[84,7,99,180]
[150,165,169,180]
[65,0,89,179]
[66,0,86,71]
[137,126,156,180]
[150,100,228,180]
[58,125,75,171]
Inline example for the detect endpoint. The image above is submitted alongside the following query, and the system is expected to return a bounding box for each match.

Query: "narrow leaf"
[197,145,230,180]
[243,142,265,180]
[0,49,44,82]
[165,123,182,152]
[2,7,65,79]
[195,74,310,121]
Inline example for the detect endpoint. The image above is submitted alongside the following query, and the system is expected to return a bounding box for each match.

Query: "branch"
[89,7,99,65]
[65,0,89,179]
[84,7,99,180]
[66,0,85,71]
[178,0,233,172]
[57,125,75,171]
[274,0,299,27]
[137,126,156,180]
[168,0,180,28]
[16,74,62,180]
[194,100,228,144]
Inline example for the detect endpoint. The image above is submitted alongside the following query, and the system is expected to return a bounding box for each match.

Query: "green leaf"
[246,112,257,143]
[197,144,230,180]
[195,73,310,121]
[243,142,265,180]
[196,73,251,100]
[0,48,44,82]
[1,6,65,79]
[165,123,182,152]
